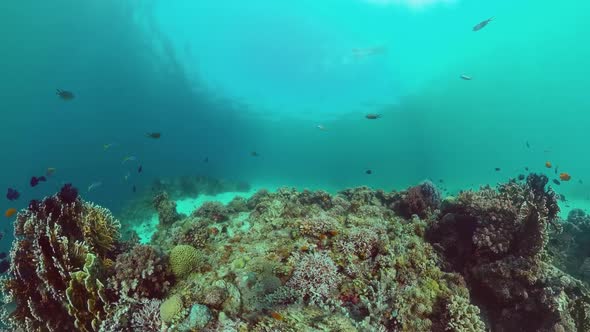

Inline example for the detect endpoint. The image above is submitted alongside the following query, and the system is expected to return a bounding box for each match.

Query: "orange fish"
[545,161,552,168]
[5,208,17,218]
[270,311,284,321]
[559,173,571,181]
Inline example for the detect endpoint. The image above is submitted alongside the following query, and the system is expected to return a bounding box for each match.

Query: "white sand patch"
[130,214,159,244]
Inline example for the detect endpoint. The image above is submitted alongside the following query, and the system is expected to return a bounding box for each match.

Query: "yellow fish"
[46,167,57,176]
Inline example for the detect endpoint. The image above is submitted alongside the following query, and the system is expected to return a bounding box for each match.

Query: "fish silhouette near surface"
[473,17,494,31]
[56,89,75,100]
[365,114,382,120]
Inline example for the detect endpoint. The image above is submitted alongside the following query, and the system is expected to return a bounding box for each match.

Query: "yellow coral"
[170,244,200,278]
[81,202,121,257]
[160,294,183,323]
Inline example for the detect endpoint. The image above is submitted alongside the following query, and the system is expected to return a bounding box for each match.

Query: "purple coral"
[109,245,174,300]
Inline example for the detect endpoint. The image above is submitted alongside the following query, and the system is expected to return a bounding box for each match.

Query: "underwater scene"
[1,0,590,331]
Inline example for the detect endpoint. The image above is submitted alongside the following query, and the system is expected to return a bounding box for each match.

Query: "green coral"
[169,244,200,278]
[66,253,109,332]
[445,295,486,332]
[160,294,184,323]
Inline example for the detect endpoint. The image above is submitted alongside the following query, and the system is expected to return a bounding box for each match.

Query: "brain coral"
[169,244,200,278]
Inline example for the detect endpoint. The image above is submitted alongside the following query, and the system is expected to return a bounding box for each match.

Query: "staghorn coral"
[108,244,174,300]
[131,299,162,332]
[1,185,120,331]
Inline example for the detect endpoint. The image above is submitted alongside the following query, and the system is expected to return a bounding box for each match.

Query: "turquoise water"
[2,1,590,330]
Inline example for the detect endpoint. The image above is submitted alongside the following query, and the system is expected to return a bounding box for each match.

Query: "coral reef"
[427,174,590,331]
[4,176,590,332]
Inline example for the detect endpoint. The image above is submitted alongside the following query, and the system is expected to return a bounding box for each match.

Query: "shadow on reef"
[427,174,590,332]
[1,176,589,331]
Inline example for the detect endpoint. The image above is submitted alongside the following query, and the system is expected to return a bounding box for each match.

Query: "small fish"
[124,172,130,181]
[366,169,373,175]
[518,174,525,180]
[269,311,284,321]
[460,74,472,80]
[132,185,136,193]
[138,165,142,173]
[317,124,327,131]
[526,141,530,148]
[122,156,137,164]
[525,167,529,171]
[495,167,501,171]
[473,17,494,31]
[203,157,209,163]
[6,188,20,201]
[103,143,115,151]
[30,176,47,187]
[555,166,558,174]
[545,161,552,168]
[365,114,382,120]
[250,151,260,157]
[559,194,567,202]
[559,173,571,181]
[146,132,161,139]
[439,179,444,183]
[579,179,583,184]
[87,182,102,192]
[56,89,75,100]
[0,252,6,259]
[5,208,17,218]
[552,179,561,185]
[46,167,57,176]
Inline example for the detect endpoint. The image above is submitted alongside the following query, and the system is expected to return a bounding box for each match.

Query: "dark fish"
[552,179,561,185]
[0,252,6,260]
[524,167,529,171]
[250,151,259,157]
[138,165,142,173]
[6,188,20,201]
[495,167,501,171]
[579,179,584,184]
[0,260,9,274]
[526,141,530,148]
[365,114,382,119]
[439,179,444,183]
[518,174,525,181]
[559,194,566,202]
[30,176,47,187]
[132,185,136,193]
[555,166,558,175]
[146,132,161,139]
[203,157,209,163]
[473,17,494,31]
[366,169,372,175]
[56,89,75,100]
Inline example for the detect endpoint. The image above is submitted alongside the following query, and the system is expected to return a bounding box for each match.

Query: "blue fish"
[473,17,494,31]
[6,188,20,201]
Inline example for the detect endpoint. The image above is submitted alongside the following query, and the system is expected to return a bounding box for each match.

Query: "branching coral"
[108,245,174,300]
[1,184,120,331]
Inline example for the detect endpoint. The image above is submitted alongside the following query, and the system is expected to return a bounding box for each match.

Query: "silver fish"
[473,17,494,31]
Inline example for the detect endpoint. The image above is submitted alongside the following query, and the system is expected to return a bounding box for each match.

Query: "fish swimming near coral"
[552,179,561,185]
[526,141,530,148]
[5,208,17,218]
[0,252,6,260]
[473,17,494,31]
[56,89,75,100]
[87,182,102,192]
[559,173,571,181]
[495,168,501,172]
[365,114,382,120]
[30,176,47,187]
[138,165,142,173]
[366,169,373,175]
[545,161,552,168]
[6,188,20,201]
[146,132,161,139]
